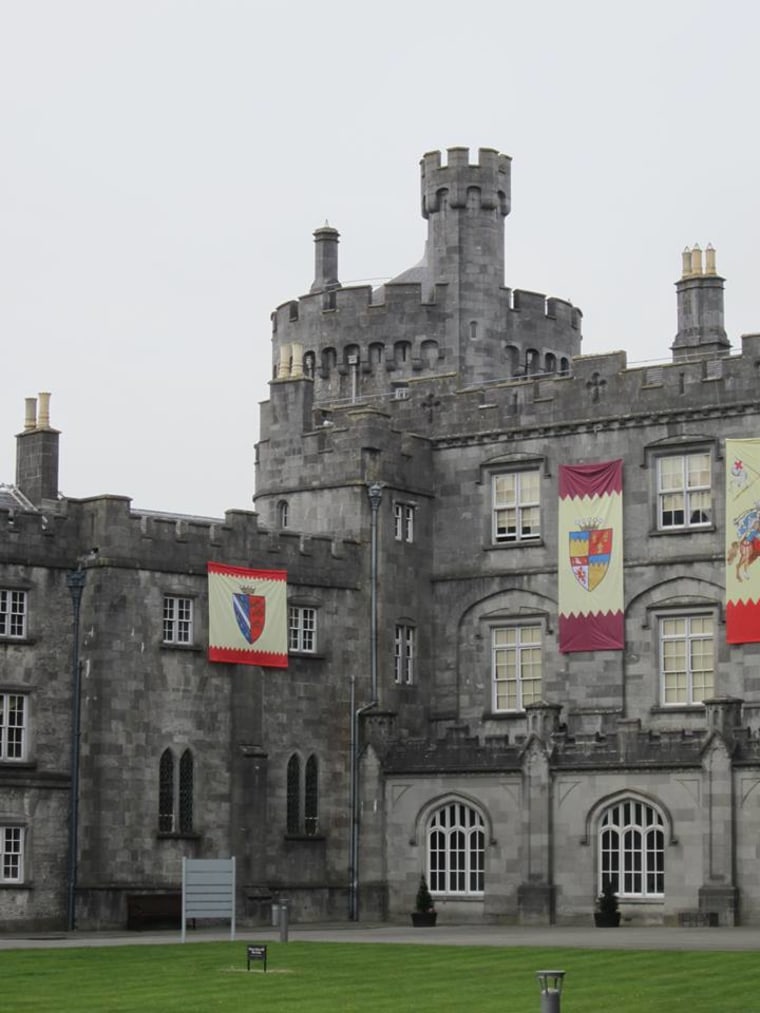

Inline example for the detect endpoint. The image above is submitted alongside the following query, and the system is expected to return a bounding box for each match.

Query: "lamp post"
[65,567,86,932]
[536,970,566,1013]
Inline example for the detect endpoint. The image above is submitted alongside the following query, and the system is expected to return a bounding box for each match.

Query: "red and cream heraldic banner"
[725,440,760,644]
[208,562,288,667]
[558,459,624,652]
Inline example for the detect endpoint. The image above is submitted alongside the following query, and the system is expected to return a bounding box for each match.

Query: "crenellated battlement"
[420,147,511,216]
[271,148,582,394]
[271,281,582,395]
[0,495,361,584]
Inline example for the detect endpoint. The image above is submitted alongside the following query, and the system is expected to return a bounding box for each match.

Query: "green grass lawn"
[2,941,759,1012]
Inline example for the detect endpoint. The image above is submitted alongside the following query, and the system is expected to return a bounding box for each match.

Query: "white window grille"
[0,826,23,883]
[289,606,317,653]
[492,625,542,711]
[394,503,415,542]
[0,590,27,639]
[394,624,415,684]
[657,453,711,530]
[428,802,485,896]
[599,799,664,899]
[660,614,714,705]
[0,693,27,761]
[163,596,193,644]
[492,471,540,543]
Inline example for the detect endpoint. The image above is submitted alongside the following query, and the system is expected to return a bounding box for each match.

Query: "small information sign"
[247,945,267,972]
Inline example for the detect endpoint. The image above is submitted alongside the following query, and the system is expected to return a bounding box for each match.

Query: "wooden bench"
[126,892,190,931]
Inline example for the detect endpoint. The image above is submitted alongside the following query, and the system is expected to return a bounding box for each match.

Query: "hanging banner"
[725,440,760,644]
[208,562,288,667]
[558,459,624,652]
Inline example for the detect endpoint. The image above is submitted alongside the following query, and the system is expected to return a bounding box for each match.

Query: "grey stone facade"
[3,147,760,931]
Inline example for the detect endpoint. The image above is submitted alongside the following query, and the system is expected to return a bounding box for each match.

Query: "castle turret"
[672,244,730,362]
[421,146,511,300]
[310,222,341,294]
[15,392,60,505]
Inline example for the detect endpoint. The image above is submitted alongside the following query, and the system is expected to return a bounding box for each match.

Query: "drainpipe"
[65,567,87,931]
[348,482,383,920]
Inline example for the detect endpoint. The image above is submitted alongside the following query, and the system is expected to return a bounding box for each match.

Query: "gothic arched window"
[286,754,301,834]
[158,749,174,833]
[427,801,485,896]
[179,749,194,834]
[599,798,664,899]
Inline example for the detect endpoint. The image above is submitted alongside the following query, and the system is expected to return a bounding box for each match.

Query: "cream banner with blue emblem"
[208,562,287,667]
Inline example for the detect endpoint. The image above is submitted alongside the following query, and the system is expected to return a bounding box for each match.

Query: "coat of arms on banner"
[569,519,612,592]
[728,503,760,583]
[233,592,266,644]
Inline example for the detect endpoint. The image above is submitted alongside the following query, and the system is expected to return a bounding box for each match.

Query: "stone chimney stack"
[310,222,341,294]
[15,392,60,505]
[672,244,730,362]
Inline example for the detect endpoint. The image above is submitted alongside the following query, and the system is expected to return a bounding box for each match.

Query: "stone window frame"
[643,437,719,535]
[394,622,416,685]
[157,746,195,837]
[597,796,666,901]
[288,603,318,654]
[0,824,25,884]
[426,799,486,898]
[162,594,194,646]
[489,618,545,713]
[0,588,28,641]
[480,454,548,550]
[393,501,416,543]
[0,691,28,763]
[285,751,321,839]
[655,607,716,707]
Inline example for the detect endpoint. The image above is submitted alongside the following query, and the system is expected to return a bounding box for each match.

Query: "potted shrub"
[594,877,621,927]
[411,875,437,927]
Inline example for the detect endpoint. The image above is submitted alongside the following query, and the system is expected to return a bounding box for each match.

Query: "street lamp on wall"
[65,567,86,932]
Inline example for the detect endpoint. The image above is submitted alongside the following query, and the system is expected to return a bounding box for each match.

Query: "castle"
[2,147,760,932]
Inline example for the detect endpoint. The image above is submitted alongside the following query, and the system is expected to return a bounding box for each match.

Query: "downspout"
[348,482,382,920]
[65,567,87,931]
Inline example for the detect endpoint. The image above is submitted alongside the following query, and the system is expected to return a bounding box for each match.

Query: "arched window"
[158,749,174,833]
[286,752,320,835]
[159,746,194,834]
[179,749,194,834]
[304,755,319,836]
[427,801,485,896]
[286,754,301,834]
[277,500,289,529]
[599,798,664,899]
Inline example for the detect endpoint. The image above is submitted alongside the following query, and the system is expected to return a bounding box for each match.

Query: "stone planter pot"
[411,911,437,927]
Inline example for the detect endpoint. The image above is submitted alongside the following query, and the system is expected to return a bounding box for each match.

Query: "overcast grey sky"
[2,0,758,517]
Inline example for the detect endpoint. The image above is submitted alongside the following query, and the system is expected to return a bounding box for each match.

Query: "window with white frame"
[289,605,317,653]
[163,596,193,645]
[656,452,712,530]
[394,624,415,684]
[492,625,542,711]
[394,502,415,543]
[0,590,27,639]
[492,470,540,543]
[428,802,485,896]
[660,614,714,705]
[599,798,664,899]
[0,826,24,883]
[0,693,27,761]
